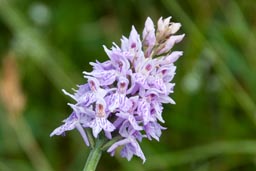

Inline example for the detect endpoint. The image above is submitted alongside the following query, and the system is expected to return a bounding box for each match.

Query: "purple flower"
[50,104,94,146]
[51,16,184,163]
[87,99,115,138]
[144,122,166,141]
[107,122,146,162]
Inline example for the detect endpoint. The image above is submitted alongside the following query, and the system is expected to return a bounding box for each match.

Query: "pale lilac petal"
[137,99,154,125]
[165,51,183,63]
[89,119,102,138]
[98,118,115,132]
[116,112,142,131]
[128,116,143,130]
[75,123,90,146]
[121,36,129,51]
[83,70,116,86]
[129,26,142,51]
[169,22,181,34]
[62,89,76,100]
[117,76,129,94]
[132,73,147,87]
[119,121,130,137]
[107,138,130,153]
[157,34,185,55]
[143,17,155,42]
[89,60,114,70]
[160,95,175,104]
[86,76,101,92]
[108,93,120,112]
[144,122,166,141]
[142,17,156,57]
[157,17,164,32]
[104,131,112,139]
[151,101,164,123]
[121,145,133,161]
[50,113,78,136]
[121,138,146,163]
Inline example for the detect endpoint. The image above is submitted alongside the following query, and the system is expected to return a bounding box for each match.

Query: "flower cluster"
[50,17,184,162]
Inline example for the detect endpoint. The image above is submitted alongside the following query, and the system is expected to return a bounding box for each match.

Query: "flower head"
[51,16,184,162]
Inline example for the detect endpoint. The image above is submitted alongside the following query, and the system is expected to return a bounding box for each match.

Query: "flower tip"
[142,157,146,164]
[130,26,138,37]
[170,22,182,34]
[173,34,185,43]
[67,103,76,109]
[176,33,185,43]
[50,129,57,137]
[145,17,154,26]
[158,16,163,22]
[131,25,136,31]
[146,16,151,21]
[103,45,112,56]
[62,89,76,100]
[165,51,184,63]
[164,16,172,24]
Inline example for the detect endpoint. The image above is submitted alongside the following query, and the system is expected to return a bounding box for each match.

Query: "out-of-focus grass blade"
[125,140,256,171]
[161,0,256,126]
[0,0,78,91]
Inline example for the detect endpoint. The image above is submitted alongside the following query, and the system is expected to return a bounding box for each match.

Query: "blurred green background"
[0,0,256,171]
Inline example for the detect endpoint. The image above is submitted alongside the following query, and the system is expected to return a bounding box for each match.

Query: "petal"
[169,22,181,34]
[157,16,171,32]
[142,17,156,58]
[137,99,153,125]
[104,131,112,139]
[89,60,114,70]
[75,84,90,98]
[120,145,133,161]
[116,111,129,119]
[157,34,185,55]
[121,138,146,163]
[108,93,120,112]
[121,36,129,51]
[119,96,132,112]
[50,114,78,136]
[117,76,129,94]
[88,119,102,138]
[107,138,130,153]
[144,122,166,141]
[85,76,101,92]
[143,17,155,41]
[129,26,142,51]
[98,118,115,132]
[157,17,164,32]
[116,112,142,131]
[164,51,183,64]
[132,73,146,87]
[107,51,130,74]
[77,92,96,107]
[159,95,176,104]
[119,121,130,137]
[128,115,143,130]
[75,123,90,146]
[84,70,117,86]
[62,89,76,101]
[151,101,164,123]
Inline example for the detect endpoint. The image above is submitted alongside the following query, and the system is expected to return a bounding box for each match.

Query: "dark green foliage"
[0,0,256,170]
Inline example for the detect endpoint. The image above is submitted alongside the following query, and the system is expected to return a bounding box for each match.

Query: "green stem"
[83,138,105,171]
